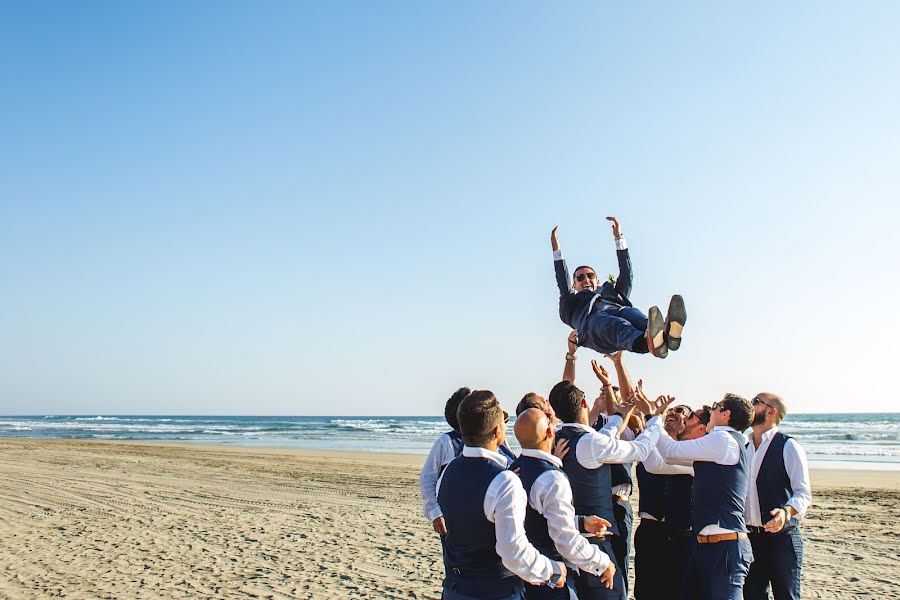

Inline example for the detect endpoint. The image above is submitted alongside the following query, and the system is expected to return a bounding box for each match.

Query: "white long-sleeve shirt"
[419,432,458,522]
[564,415,663,470]
[656,426,745,535]
[638,448,694,521]
[744,426,812,527]
[519,449,611,577]
[436,446,556,585]
[594,413,637,498]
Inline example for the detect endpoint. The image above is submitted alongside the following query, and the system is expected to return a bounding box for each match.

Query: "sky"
[1,2,898,416]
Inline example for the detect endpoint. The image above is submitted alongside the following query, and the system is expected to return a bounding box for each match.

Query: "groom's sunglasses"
[575,272,597,282]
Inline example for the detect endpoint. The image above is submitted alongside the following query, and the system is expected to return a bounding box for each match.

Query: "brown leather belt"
[696,532,748,544]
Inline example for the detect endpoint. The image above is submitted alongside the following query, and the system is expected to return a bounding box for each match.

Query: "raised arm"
[605,217,632,299]
[563,331,578,384]
[605,352,635,402]
[552,226,573,296]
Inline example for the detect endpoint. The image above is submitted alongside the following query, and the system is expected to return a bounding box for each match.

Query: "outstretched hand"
[591,360,612,386]
[605,216,622,239]
[551,226,560,251]
[567,330,578,355]
[552,438,570,461]
[648,394,677,417]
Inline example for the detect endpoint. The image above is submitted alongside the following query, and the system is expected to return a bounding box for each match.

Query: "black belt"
[747,525,796,534]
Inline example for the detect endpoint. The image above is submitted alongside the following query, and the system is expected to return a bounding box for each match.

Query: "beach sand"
[0,440,897,599]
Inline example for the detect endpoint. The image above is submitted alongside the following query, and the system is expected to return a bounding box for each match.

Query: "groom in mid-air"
[551,216,686,358]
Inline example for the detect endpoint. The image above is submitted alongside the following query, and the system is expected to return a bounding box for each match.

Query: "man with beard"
[633,404,710,600]
[743,393,811,600]
[655,393,755,600]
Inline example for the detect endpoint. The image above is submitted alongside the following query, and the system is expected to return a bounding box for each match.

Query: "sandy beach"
[0,439,897,599]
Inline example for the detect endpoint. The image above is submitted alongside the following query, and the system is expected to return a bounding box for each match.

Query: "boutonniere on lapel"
[607,275,616,285]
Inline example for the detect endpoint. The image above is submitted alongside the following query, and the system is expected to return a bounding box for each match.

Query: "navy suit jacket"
[554,247,633,331]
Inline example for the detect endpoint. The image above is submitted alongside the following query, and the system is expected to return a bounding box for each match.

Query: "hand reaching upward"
[605,216,622,239]
[551,226,560,252]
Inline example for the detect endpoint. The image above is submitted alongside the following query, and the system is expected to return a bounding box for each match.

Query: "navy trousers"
[525,576,579,600]
[669,533,695,600]
[744,529,803,600]
[573,538,627,600]
[610,501,632,593]
[682,538,753,600]
[632,518,668,600]
[581,304,648,355]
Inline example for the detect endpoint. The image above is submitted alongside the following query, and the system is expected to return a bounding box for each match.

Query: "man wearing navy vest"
[515,407,617,598]
[437,391,567,599]
[743,393,811,600]
[421,387,519,537]
[634,404,709,599]
[548,379,669,600]
[656,393,755,600]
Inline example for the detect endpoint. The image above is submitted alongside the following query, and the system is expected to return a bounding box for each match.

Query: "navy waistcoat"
[518,454,564,561]
[755,432,800,530]
[691,429,750,535]
[437,455,523,598]
[663,474,694,536]
[498,443,518,465]
[556,426,618,536]
[591,417,633,492]
[635,462,666,520]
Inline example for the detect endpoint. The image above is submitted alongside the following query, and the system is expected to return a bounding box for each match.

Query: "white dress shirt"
[520,449,611,577]
[744,426,812,527]
[595,413,636,498]
[419,432,458,522]
[566,415,663,470]
[656,426,745,535]
[436,446,556,585]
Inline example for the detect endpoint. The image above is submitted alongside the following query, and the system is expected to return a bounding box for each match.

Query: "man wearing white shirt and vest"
[548,379,670,600]
[743,393,811,600]
[437,391,567,599]
[656,393,755,600]
[515,407,617,599]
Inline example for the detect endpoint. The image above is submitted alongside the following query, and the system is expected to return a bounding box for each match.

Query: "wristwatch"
[545,562,563,588]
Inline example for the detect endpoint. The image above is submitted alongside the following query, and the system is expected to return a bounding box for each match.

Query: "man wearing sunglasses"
[634,404,710,599]
[551,217,686,358]
[743,394,811,600]
[437,391,567,599]
[655,393,755,600]
[515,407,618,598]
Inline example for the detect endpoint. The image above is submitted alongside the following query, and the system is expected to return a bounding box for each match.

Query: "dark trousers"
[525,576,579,600]
[633,518,668,600]
[610,501,632,593]
[669,533,695,600]
[574,538,627,600]
[581,304,648,354]
[744,529,803,600]
[682,538,753,600]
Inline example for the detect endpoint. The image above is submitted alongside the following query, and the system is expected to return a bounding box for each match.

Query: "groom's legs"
[583,309,647,354]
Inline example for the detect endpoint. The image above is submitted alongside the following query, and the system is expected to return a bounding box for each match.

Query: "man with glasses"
[515,407,618,598]
[548,379,671,599]
[551,216,686,358]
[743,394,811,600]
[634,404,710,599]
[437,391,567,599]
[655,393,755,600]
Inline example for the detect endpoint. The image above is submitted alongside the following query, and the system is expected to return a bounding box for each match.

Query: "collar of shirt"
[752,425,779,448]
[462,446,508,467]
[711,425,740,434]
[560,422,594,432]
[519,448,563,468]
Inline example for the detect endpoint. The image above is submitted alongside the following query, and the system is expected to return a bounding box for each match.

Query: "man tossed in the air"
[551,217,686,358]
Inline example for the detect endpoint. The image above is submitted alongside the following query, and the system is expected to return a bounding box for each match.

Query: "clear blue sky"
[1,2,897,415]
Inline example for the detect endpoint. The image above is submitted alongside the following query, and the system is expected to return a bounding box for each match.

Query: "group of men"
[416,218,811,600]
[419,345,811,600]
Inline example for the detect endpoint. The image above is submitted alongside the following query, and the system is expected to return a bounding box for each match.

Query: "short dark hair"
[694,404,712,426]
[573,265,595,280]
[720,394,753,431]
[444,387,471,430]
[548,381,584,424]
[457,390,503,446]
[516,392,545,416]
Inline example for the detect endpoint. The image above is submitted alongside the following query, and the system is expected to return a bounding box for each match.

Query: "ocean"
[2,413,899,470]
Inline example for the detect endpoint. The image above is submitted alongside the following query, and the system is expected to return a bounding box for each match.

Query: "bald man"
[743,393,811,600]
[515,408,616,599]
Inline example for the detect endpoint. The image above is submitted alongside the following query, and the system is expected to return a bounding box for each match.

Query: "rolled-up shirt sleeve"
[784,439,812,519]
[533,471,610,577]
[419,434,455,522]
[576,416,663,468]
[485,471,556,584]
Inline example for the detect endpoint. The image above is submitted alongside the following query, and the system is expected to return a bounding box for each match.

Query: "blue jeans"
[744,529,803,600]
[580,304,648,355]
